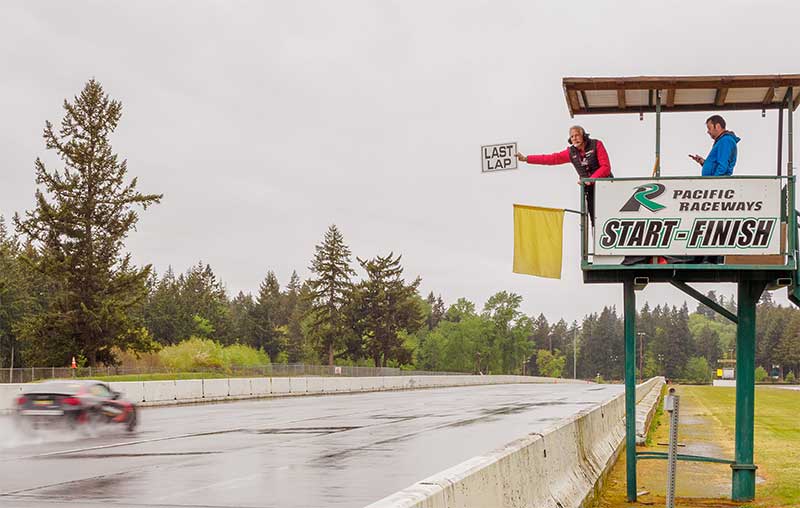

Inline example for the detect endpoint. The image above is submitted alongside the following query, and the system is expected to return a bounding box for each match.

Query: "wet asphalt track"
[0,382,622,508]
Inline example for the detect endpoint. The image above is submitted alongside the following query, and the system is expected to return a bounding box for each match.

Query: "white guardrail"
[0,375,589,413]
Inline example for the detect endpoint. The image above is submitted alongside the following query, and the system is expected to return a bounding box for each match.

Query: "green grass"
[680,386,800,506]
[76,372,231,382]
[644,384,666,446]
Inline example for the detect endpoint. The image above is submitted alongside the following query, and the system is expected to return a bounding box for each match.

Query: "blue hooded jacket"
[702,131,740,176]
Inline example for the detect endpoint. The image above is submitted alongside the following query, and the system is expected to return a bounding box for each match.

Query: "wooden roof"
[563,74,800,116]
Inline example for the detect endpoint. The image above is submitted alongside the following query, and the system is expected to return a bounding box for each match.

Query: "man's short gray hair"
[569,125,587,137]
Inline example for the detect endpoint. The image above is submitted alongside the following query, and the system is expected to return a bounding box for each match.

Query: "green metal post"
[655,90,661,177]
[731,279,765,501]
[624,278,637,502]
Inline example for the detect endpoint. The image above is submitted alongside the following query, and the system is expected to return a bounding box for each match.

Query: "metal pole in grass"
[623,277,637,502]
[665,388,679,508]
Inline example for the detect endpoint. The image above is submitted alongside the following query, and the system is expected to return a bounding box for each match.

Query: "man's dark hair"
[706,115,726,129]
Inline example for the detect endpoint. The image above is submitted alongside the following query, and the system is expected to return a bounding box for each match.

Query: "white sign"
[481,142,517,172]
[594,177,782,256]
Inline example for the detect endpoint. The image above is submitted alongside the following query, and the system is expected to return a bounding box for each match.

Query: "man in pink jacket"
[516,125,612,226]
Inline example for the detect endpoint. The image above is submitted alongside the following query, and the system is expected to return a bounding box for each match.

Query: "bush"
[159,337,225,371]
[755,366,769,383]
[223,344,270,367]
[786,371,796,384]
[683,356,712,384]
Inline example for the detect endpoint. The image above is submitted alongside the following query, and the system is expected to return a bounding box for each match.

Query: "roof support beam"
[618,89,626,109]
[715,87,729,106]
[580,91,589,112]
[670,281,738,324]
[666,89,676,107]
[567,89,580,114]
[763,87,775,104]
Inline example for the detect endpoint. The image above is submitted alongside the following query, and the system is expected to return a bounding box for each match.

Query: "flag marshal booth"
[509,74,800,504]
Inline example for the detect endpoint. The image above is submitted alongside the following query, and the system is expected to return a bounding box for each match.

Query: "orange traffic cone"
[71,357,77,369]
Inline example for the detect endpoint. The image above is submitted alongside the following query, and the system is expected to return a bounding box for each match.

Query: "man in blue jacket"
[689,115,740,175]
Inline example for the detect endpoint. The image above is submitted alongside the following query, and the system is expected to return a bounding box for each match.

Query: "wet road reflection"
[0,382,622,507]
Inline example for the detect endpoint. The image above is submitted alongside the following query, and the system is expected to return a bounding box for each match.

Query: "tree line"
[1,79,800,380]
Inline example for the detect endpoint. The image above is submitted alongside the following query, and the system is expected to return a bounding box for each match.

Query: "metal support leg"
[624,278,637,502]
[731,279,765,501]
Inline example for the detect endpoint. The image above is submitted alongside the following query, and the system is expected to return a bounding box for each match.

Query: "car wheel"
[84,409,102,437]
[126,407,138,432]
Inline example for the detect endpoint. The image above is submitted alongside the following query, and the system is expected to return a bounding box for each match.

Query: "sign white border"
[594,178,782,256]
[481,142,517,173]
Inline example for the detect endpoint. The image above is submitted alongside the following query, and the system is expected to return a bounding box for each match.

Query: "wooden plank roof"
[562,74,800,116]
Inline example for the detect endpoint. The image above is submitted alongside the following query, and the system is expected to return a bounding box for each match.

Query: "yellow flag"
[513,204,564,279]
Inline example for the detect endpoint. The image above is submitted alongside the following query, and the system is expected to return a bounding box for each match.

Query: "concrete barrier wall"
[173,379,203,401]
[251,377,271,396]
[271,377,291,395]
[228,378,251,397]
[306,377,325,394]
[202,379,229,399]
[143,380,177,402]
[365,378,663,508]
[1,374,594,413]
[0,384,25,412]
[289,377,308,394]
[110,381,145,404]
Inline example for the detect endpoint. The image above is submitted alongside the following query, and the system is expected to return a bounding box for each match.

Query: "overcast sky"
[2,1,799,323]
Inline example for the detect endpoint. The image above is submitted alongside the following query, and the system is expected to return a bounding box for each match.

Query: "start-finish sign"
[594,177,782,256]
[481,142,517,172]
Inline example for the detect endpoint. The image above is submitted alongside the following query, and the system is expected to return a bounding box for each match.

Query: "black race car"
[15,380,138,432]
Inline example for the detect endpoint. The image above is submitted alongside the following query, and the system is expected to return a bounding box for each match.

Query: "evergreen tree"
[776,311,800,375]
[664,303,693,378]
[229,291,256,344]
[528,313,550,374]
[0,219,41,368]
[694,325,722,367]
[580,307,623,379]
[144,266,182,344]
[355,253,422,367]
[14,79,162,365]
[283,271,307,363]
[696,290,719,319]
[177,262,232,343]
[429,294,445,330]
[549,319,568,353]
[252,271,284,360]
[306,225,355,365]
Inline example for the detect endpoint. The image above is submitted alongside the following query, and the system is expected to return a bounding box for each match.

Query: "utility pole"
[571,325,581,379]
[637,331,645,381]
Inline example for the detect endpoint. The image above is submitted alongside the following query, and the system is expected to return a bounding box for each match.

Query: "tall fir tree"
[14,80,162,365]
[355,253,422,367]
[284,273,309,363]
[229,291,257,344]
[306,225,355,365]
[252,271,284,360]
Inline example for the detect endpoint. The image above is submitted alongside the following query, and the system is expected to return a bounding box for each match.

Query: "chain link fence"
[0,364,466,384]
